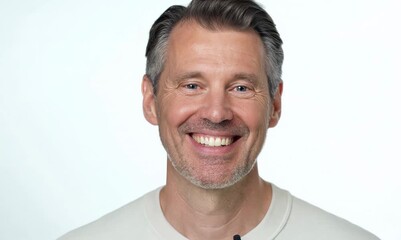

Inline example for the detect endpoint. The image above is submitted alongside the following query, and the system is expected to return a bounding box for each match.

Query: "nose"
[200,89,233,123]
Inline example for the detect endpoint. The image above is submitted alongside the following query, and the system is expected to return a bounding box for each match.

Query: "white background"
[1,0,400,239]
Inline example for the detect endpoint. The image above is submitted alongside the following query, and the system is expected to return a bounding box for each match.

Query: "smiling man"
[59,0,379,239]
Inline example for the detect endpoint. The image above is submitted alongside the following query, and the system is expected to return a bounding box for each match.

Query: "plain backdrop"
[1,0,400,239]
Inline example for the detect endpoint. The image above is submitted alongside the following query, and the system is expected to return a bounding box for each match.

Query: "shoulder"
[57,188,160,240]
[275,186,379,240]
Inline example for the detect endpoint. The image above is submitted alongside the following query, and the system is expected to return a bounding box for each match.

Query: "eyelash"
[179,82,256,98]
[184,83,198,90]
[234,85,249,92]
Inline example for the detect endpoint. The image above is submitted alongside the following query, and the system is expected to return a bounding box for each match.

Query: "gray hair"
[145,0,284,98]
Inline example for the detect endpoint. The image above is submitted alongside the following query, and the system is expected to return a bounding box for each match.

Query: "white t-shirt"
[58,184,379,240]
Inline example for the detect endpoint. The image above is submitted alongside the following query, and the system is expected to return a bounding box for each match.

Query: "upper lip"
[190,132,236,137]
[185,127,245,136]
[179,120,247,140]
[188,131,240,138]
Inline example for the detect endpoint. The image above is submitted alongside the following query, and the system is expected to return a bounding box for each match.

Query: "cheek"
[235,100,270,131]
[158,95,199,128]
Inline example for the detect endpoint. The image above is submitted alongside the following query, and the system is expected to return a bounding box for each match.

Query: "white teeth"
[192,135,234,147]
[209,138,215,146]
[221,138,226,145]
[215,138,221,146]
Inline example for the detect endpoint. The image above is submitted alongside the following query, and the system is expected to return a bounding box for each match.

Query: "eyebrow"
[174,71,203,83]
[232,73,259,85]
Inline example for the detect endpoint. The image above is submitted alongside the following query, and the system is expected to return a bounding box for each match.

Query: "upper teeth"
[192,135,233,147]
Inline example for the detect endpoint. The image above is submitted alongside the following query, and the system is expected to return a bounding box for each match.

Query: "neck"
[160,162,272,240]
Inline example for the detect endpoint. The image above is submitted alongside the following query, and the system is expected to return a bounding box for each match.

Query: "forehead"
[165,21,266,75]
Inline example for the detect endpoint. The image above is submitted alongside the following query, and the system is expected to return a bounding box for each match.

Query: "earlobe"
[269,82,283,128]
[142,75,158,125]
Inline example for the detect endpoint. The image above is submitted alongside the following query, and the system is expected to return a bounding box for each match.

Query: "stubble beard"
[169,155,257,190]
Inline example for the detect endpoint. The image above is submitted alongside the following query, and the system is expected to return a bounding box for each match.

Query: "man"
[59,0,379,239]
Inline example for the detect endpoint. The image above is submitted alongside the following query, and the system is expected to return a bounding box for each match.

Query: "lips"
[191,134,235,147]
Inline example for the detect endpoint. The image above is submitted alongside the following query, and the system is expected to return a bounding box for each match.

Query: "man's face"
[143,22,281,189]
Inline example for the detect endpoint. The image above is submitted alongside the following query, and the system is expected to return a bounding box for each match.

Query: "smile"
[191,134,234,147]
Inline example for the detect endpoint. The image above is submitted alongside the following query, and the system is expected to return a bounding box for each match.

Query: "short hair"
[145,0,283,98]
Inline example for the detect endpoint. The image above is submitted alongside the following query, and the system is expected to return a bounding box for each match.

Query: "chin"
[180,161,256,190]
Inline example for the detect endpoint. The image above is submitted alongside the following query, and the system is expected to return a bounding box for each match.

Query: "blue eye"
[231,84,256,98]
[235,85,248,92]
[185,83,198,90]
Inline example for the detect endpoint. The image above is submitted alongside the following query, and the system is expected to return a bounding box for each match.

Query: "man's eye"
[185,83,198,90]
[234,85,248,92]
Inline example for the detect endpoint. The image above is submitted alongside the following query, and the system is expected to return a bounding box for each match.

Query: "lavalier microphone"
[233,234,241,240]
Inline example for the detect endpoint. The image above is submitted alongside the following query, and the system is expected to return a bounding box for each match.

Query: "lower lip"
[186,134,239,155]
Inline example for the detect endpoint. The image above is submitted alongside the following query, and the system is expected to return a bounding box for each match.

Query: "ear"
[142,75,158,125]
[268,81,283,128]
